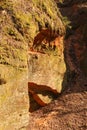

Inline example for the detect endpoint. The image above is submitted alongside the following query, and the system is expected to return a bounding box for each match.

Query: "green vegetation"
[58,0,63,3]
[0,0,66,70]
[62,16,71,29]
[0,1,66,129]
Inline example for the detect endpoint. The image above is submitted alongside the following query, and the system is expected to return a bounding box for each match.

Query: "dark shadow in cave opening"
[58,1,87,93]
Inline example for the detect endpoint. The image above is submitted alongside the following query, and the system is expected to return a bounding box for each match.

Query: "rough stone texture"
[27,1,87,129]
[28,50,66,93]
[0,17,29,130]
[0,1,29,128]
[28,35,66,109]
[0,0,66,129]
[29,82,59,112]
[0,66,29,130]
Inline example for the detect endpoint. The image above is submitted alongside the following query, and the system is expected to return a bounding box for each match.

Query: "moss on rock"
[0,0,66,129]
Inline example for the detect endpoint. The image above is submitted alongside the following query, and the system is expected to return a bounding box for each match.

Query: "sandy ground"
[27,77,87,130]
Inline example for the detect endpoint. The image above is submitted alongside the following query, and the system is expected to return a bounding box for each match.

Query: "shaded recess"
[32,28,63,52]
[58,1,87,79]
[28,82,58,112]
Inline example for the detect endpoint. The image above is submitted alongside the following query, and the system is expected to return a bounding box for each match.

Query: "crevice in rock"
[27,1,87,129]
[28,0,87,114]
[28,27,66,112]
[58,1,87,85]
[29,28,63,53]
[28,82,59,112]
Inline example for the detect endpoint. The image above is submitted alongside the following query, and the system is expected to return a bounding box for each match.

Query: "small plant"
[59,0,63,3]
[7,28,16,36]
[62,16,72,29]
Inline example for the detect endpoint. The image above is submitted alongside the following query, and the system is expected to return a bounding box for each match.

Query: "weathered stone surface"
[28,0,87,112]
[0,0,66,128]
[28,34,66,108]
[0,1,29,129]
[27,0,87,128]
[28,51,66,92]
[0,64,29,130]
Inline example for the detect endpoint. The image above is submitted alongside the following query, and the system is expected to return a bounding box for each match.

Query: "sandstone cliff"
[27,0,87,129]
[0,0,87,129]
[0,0,66,129]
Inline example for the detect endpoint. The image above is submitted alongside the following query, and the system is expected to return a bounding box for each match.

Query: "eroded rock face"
[0,66,29,130]
[28,49,65,93]
[28,0,87,111]
[28,31,66,110]
[0,0,66,128]
[0,15,29,130]
[27,1,87,129]
[29,82,58,112]
[0,13,29,129]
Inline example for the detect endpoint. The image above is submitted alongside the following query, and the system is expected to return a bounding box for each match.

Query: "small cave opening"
[29,28,63,54]
[28,82,59,112]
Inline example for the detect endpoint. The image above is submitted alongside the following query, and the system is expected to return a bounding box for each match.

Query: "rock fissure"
[27,1,87,129]
[0,0,87,129]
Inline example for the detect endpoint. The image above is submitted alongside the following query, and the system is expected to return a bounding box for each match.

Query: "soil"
[27,78,87,130]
